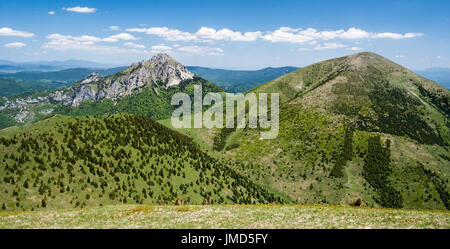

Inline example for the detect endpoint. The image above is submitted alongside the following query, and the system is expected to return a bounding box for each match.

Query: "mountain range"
[0,67,127,97]
[0,52,448,212]
[0,53,223,128]
[186,66,298,93]
[0,65,298,97]
[0,59,122,73]
[415,67,450,89]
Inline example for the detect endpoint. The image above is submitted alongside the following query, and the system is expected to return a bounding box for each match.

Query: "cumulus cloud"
[103,33,137,42]
[124,42,145,49]
[178,45,224,56]
[348,46,363,51]
[195,27,262,41]
[43,33,147,54]
[263,27,423,43]
[127,26,422,45]
[0,27,34,37]
[151,44,172,53]
[395,55,406,58]
[313,43,347,50]
[263,27,317,43]
[63,7,97,13]
[48,11,55,15]
[127,27,197,41]
[4,42,26,48]
[109,26,120,31]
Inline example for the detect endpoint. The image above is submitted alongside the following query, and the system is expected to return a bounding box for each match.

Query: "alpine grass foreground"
[0,204,448,229]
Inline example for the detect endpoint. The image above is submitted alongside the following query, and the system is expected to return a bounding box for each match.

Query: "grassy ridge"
[0,114,285,212]
[210,52,450,210]
[0,204,448,229]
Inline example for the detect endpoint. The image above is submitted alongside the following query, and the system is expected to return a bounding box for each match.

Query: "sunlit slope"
[0,114,286,211]
[214,52,450,210]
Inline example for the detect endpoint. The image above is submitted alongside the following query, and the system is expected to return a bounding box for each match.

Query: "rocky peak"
[81,72,101,84]
[0,54,197,117]
[131,53,194,87]
[150,53,173,64]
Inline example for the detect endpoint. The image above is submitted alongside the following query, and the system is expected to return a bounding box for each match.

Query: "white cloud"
[372,32,423,39]
[395,55,406,58]
[103,33,137,42]
[127,26,423,45]
[127,27,197,41]
[263,27,317,43]
[0,27,34,37]
[63,7,97,13]
[263,27,423,44]
[4,42,26,48]
[436,56,443,59]
[195,27,262,41]
[48,11,55,15]
[178,45,224,56]
[124,42,145,49]
[109,26,120,31]
[151,44,172,53]
[43,33,147,54]
[313,42,347,50]
[348,46,363,51]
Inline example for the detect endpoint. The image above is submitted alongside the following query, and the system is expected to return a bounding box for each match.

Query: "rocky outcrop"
[81,72,100,84]
[0,53,196,122]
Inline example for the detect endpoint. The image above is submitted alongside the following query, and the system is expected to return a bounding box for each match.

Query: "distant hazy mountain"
[0,67,127,97]
[0,64,64,72]
[414,67,450,88]
[187,66,299,93]
[0,59,123,73]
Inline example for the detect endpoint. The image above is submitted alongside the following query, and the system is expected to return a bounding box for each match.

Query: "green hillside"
[209,52,450,210]
[0,78,59,97]
[0,114,286,212]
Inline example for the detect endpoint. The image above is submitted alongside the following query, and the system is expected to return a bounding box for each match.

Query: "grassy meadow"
[0,204,448,229]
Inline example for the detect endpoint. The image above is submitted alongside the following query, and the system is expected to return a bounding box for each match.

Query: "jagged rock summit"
[126,53,194,87]
[81,72,101,84]
[0,53,201,124]
[1,54,195,112]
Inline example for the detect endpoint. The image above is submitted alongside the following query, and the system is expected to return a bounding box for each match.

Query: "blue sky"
[0,0,449,69]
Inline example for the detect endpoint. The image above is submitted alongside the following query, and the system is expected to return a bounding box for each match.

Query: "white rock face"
[14,109,30,123]
[81,72,100,84]
[71,85,97,107]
